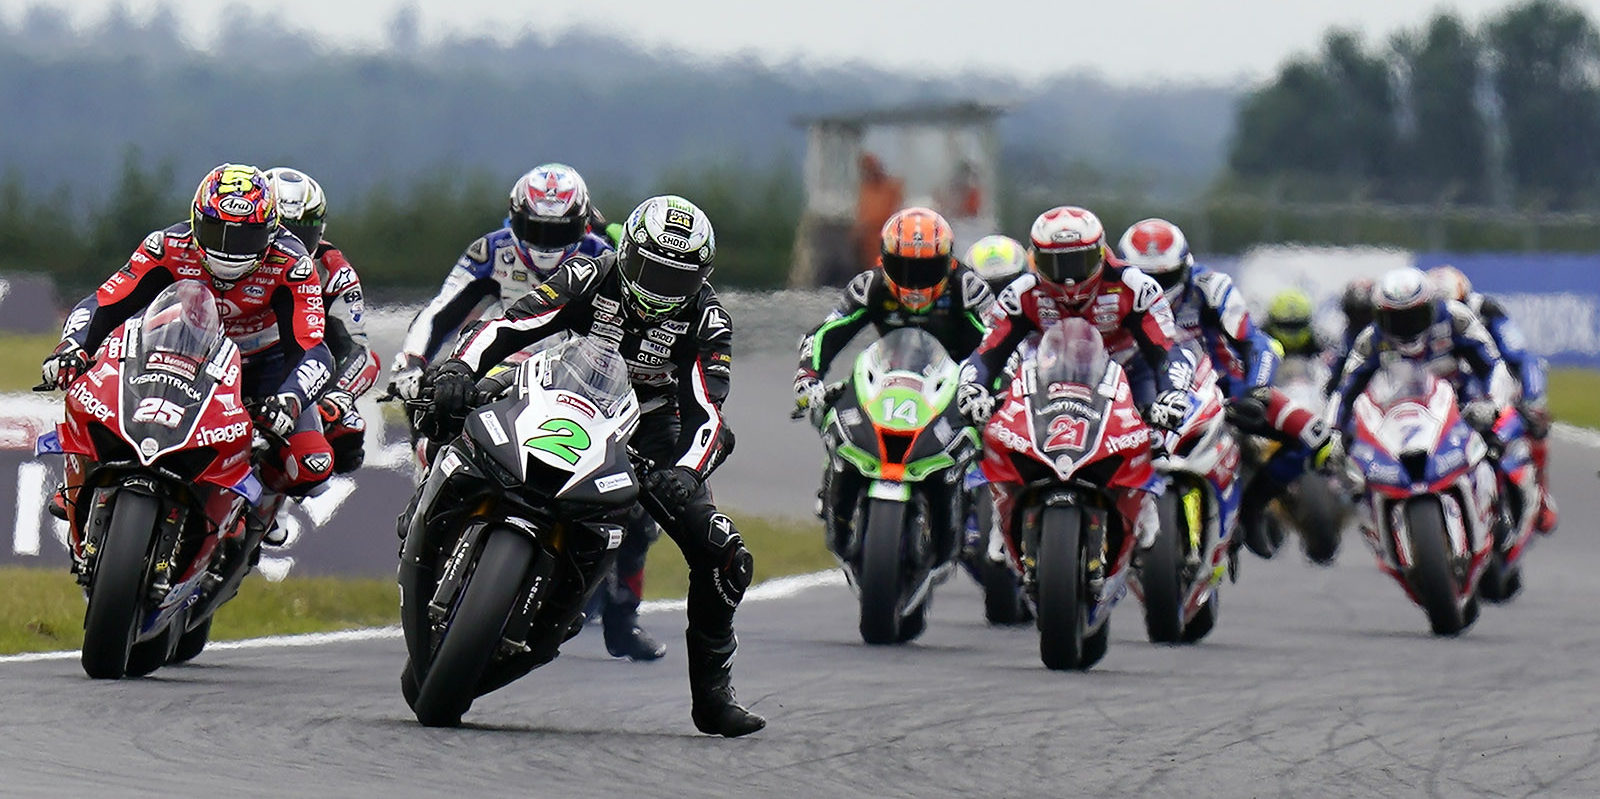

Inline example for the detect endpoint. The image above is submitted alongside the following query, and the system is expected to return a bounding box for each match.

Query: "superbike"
[1341,362,1538,636]
[397,336,642,727]
[37,283,271,679]
[802,328,982,644]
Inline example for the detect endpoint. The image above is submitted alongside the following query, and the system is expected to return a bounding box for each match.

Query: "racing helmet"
[1265,289,1315,352]
[509,164,593,275]
[264,167,327,255]
[1027,206,1107,308]
[878,207,955,313]
[191,164,279,281]
[1116,218,1192,299]
[616,195,715,320]
[1426,265,1472,303]
[963,234,1028,294]
[1373,268,1438,355]
[1341,277,1377,335]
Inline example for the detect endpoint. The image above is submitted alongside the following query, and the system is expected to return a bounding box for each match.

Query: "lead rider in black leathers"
[427,195,764,738]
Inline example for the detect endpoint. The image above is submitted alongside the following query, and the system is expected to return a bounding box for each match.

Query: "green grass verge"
[1548,369,1600,431]
[0,513,828,655]
[0,334,60,392]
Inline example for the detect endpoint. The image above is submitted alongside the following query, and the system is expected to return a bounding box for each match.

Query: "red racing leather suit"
[314,240,380,473]
[60,222,336,494]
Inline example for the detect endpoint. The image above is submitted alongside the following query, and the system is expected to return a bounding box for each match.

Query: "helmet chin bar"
[525,245,571,273]
[203,253,259,281]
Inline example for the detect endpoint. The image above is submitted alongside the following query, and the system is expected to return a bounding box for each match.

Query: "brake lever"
[32,382,54,392]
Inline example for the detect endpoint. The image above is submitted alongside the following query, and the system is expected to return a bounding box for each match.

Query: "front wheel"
[170,617,213,664]
[1288,476,1344,565]
[1402,497,1470,636]
[82,492,162,680]
[412,526,535,727]
[858,499,908,645]
[1141,492,1185,644]
[1036,506,1106,670]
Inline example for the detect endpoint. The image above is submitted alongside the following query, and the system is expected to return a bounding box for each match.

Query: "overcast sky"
[4,0,1598,83]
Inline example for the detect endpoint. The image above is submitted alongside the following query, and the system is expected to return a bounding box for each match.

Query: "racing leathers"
[962,265,1186,561]
[1463,292,1556,530]
[58,223,335,501]
[314,240,380,473]
[438,252,761,734]
[1167,267,1329,478]
[396,228,613,371]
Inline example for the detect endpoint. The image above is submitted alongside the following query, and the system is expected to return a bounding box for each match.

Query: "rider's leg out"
[1235,387,1333,554]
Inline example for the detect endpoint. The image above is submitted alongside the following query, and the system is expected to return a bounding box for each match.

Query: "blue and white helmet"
[1373,267,1436,353]
[617,195,715,319]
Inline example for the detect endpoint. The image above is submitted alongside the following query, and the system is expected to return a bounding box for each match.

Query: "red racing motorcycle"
[37,282,265,678]
[982,319,1162,670]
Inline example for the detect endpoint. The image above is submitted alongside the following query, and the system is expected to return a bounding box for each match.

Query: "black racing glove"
[422,360,477,440]
[1225,386,1272,434]
[645,465,702,513]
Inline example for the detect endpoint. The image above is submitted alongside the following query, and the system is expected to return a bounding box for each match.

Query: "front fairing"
[824,329,974,482]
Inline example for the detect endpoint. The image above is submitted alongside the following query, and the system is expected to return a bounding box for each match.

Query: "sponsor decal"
[130,371,205,401]
[657,233,690,250]
[140,438,160,458]
[710,352,731,364]
[511,270,528,283]
[567,261,595,282]
[702,306,730,334]
[295,360,331,396]
[244,284,266,298]
[635,353,666,366]
[660,319,689,334]
[141,230,165,258]
[86,362,117,387]
[595,473,633,493]
[145,351,199,380]
[287,259,315,282]
[296,282,320,296]
[592,295,621,315]
[557,393,597,418]
[646,328,676,346]
[1047,381,1093,401]
[69,382,113,422]
[664,207,696,231]
[537,284,559,300]
[478,410,510,446]
[990,423,1032,453]
[197,420,252,446]
[640,339,671,358]
[591,322,623,342]
[217,196,256,216]
[465,237,490,263]
[500,250,515,265]
[217,393,245,416]
[1104,429,1150,454]
[839,408,863,426]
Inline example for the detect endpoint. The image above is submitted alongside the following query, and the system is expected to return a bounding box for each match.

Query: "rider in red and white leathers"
[44,165,336,541]
[957,206,1191,566]
[267,167,380,474]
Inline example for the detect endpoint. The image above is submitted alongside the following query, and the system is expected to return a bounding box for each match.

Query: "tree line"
[1229,0,1600,210]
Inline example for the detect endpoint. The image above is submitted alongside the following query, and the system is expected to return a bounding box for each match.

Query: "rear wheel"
[1402,498,1469,636]
[1037,506,1103,670]
[413,527,535,727]
[82,493,161,680]
[1289,476,1343,565]
[1141,492,1185,644]
[858,499,908,645]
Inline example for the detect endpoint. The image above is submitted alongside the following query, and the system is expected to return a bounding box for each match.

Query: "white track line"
[0,569,845,665]
[1552,421,1600,451]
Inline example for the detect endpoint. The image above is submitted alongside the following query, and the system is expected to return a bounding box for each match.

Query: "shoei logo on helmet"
[218,196,256,216]
[658,233,691,251]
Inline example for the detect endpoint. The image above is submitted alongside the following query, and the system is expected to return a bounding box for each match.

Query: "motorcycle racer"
[266,167,379,474]
[1116,219,1332,551]
[428,195,764,738]
[43,164,336,542]
[1326,278,1376,395]
[1263,289,1322,359]
[1427,265,1557,532]
[958,206,1190,561]
[963,234,1030,295]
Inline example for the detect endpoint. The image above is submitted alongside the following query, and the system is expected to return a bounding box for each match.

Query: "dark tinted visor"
[511,213,587,250]
[285,222,323,255]
[1376,304,1433,341]
[1148,267,1186,292]
[1032,246,1103,284]
[620,245,701,302]
[194,213,271,258]
[880,253,950,290]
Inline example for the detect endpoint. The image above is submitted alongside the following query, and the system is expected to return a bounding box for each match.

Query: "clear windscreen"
[1035,318,1110,389]
[1366,361,1436,408]
[136,282,224,384]
[542,335,633,415]
[865,328,952,383]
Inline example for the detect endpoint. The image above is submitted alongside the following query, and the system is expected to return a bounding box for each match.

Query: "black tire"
[170,617,213,664]
[1477,517,1523,604]
[412,527,535,727]
[1402,498,1468,636]
[1037,506,1102,670]
[125,623,177,678]
[1141,491,1185,644]
[896,604,927,643]
[81,493,161,680]
[1290,476,1344,565]
[981,556,1029,626]
[401,657,420,710]
[1181,593,1218,644]
[858,499,908,645]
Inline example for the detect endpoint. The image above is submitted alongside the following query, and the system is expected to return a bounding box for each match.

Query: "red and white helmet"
[1028,206,1107,308]
[1117,218,1192,298]
[1426,265,1472,303]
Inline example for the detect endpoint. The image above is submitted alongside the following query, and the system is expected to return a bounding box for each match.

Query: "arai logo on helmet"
[217,196,256,217]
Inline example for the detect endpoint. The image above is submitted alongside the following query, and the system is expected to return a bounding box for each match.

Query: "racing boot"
[1530,438,1558,534]
[686,630,765,738]
[603,577,666,661]
[48,485,68,521]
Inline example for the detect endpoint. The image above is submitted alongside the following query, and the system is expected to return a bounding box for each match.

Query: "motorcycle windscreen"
[540,335,633,416]
[120,282,228,463]
[855,328,959,432]
[1360,361,1453,457]
[1028,319,1113,470]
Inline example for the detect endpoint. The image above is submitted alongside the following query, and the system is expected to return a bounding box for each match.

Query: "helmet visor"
[1376,303,1433,342]
[193,213,271,260]
[285,222,324,255]
[881,253,949,290]
[1146,265,1186,292]
[620,244,702,306]
[511,213,587,250]
[1033,246,1103,285]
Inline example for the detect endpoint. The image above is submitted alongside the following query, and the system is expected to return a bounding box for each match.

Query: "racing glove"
[1517,400,1552,439]
[428,360,477,416]
[645,465,702,514]
[793,374,825,415]
[1146,390,1192,433]
[956,382,995,427]
[1224,386,1272,434]
[318,389,358,427]
[389,352,427,401]
[42,339,89,389]
[1462,399,1500,433]
[253,393,303,439]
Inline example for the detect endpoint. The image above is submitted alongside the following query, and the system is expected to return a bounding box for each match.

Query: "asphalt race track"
[0,431,1597,797]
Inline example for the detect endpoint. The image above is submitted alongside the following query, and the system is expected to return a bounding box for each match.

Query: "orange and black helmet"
[879,207,955,312]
